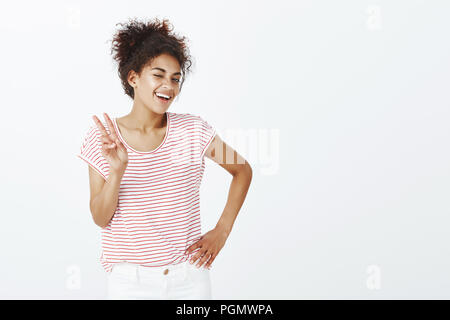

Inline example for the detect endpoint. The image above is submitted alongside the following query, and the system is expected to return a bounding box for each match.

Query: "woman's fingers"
[94,114,128,166]
[204,253,217,269]
[190,249,213,269]
[104,136,123,150]
[100,135,114,145]
[92,115,110,137]
[102,137,125,153]
[92,113,119,144]
[102,113,119,142]
[100,130,126,153]
[196,250,211,268]
[115,138,125,152]
[99,133,114,149]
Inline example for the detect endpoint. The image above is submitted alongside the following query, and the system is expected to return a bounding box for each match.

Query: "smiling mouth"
[155,93,172,102]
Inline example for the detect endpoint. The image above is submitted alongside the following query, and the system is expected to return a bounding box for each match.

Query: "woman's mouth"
[155,92,172,104]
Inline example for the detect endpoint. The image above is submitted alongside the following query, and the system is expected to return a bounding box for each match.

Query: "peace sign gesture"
[92,113,128,173]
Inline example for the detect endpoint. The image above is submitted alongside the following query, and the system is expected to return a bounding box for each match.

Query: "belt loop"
[135,265,140,283]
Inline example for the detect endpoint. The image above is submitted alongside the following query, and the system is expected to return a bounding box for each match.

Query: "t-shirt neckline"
[113,112,171,154]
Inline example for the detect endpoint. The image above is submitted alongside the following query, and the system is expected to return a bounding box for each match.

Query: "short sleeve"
[198,115,217,159]
[77,125,110,180]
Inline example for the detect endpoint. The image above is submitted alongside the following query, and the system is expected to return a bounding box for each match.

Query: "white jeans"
[106,260,212,300]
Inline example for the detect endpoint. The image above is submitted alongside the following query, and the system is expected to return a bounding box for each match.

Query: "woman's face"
[129,53,182,113]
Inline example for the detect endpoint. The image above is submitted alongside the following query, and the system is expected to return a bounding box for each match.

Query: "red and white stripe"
[77,112,217,273]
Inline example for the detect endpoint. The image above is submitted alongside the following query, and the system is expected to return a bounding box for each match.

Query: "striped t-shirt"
[76,111,217,274]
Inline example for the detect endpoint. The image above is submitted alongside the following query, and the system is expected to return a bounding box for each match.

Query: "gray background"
[0,0,448,299]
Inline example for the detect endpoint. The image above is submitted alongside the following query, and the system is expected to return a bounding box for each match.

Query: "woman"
[77,17,252,300]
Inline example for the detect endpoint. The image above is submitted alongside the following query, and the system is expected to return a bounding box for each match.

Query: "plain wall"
[0,0,449,299]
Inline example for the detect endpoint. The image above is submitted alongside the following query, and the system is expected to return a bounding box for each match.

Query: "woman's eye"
[154,74,180,83]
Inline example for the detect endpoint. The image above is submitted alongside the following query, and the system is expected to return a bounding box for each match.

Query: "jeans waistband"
[111,259,190,277]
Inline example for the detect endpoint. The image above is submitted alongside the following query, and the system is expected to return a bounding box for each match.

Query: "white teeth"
[156,92,171,99]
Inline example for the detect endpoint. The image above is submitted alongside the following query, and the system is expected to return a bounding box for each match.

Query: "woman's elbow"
[92,215,109,229]
[242,162,253,180]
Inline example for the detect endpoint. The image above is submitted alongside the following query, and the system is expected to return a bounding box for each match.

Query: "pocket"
[109,264,137,284]
[185,262,213,299]
[186,262,211,285]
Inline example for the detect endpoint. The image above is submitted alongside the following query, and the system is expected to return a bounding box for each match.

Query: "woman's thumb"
[115,138,125,152]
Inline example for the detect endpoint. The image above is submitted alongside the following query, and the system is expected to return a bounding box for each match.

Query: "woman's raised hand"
[92,113,128,173]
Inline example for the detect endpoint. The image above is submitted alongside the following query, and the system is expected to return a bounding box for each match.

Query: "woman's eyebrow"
[151,67,181,76]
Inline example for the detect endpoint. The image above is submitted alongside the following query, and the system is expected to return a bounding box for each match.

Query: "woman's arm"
[89,167,126,229]
[206,134,253,234]
[185,135,252,268]
[88,113,129,229]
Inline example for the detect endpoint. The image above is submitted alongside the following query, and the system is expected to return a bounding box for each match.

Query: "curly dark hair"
[109,17,194,100]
